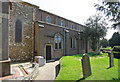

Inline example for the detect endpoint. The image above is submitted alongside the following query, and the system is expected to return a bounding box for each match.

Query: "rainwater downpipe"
[32,21,36,67]
[64,29,66,56]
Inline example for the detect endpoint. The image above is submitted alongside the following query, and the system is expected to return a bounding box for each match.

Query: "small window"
[55,17,58,25]
[61,20,63,27]
[15,19,22,42]
[70,37,73,48]
[78,27,80,31]
[71,25,74,29]
[70,36,76,49]
[55,35,58,49]
[46,16,50,23]
[41,12,44,21]
[65,21,68,27]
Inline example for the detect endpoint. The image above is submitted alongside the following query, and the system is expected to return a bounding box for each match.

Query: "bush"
[101,47,112,53]
[112,46,120,58]
[113,46,120,52]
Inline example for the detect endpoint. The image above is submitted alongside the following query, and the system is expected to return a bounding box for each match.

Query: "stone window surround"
[41,12,44,22]
[55,17,58,25]
[78,27,81,31]
[46,15,50,23]
[54,33,63,50]
[61,20,64,27]
[70,36,76,49]
[15,19,22,42]
[71,24,74,29]
[13,18,24,44]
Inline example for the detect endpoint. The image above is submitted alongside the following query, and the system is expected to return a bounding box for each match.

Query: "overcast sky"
[22,0,118,40]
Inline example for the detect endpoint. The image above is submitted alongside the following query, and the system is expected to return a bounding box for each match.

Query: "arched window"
[15,19,22,42]
[71,25,74,29]
[46,16,50,23]
[61,20,63,27]
[55,17,58,25]
[78,27,80,31]
[54,33,62,49]
[70,36,76,48]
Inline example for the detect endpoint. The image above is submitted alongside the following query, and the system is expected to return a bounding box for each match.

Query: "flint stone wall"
[9,2,36,62]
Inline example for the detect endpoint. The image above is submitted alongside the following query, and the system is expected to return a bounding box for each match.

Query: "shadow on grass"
[113,78,120,80]
[106,67,111,69]
[76,77,85,82]
[73,52,104,58]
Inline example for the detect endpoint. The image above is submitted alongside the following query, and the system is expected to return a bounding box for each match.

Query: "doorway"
[46,45,51,60]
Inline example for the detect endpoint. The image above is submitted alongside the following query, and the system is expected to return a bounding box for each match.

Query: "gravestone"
[81,54,92,78]
[109,52,114,67]
[0,0,10,77]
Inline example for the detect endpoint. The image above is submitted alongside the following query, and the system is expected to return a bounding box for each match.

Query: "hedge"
[112,46,120,58]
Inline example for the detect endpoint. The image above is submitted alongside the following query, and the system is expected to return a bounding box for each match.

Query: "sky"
[22,0,118,40]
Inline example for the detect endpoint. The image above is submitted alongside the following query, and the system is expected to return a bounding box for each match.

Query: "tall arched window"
[61,20,63,27]
[70,36,76,48]
[71,25,74,29]
[46,16,50,23]
[15,19,22,42]
[54,33,62,49]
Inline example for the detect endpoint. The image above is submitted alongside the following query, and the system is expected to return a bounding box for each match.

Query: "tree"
[84,14,107,52]
[109,32,120,47]
[95,0,120,28]
[100,38,109,48]
[82,26,91,53]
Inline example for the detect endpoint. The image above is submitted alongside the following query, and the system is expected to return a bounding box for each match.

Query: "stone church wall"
[9,2,37,62]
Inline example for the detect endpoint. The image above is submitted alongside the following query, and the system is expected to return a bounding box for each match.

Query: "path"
[35,60,60,80]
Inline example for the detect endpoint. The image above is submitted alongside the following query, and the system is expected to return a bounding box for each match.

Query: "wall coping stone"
[22,63,39,80]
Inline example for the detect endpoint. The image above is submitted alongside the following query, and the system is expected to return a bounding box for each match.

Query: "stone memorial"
[0,0,11,77]
[81,54,92,78]
[109,52,114,68]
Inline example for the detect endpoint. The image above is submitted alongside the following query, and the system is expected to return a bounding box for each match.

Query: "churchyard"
[56,52,119,80]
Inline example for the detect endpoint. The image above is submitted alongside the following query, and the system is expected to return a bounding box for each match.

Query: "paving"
[0,62,33,80]
[35,60,60,80]
[0,60,60,81]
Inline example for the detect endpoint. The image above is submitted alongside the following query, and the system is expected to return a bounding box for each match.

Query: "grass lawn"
[56,52,119,80]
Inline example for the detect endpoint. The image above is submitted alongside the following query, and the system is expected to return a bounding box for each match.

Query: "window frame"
[65,20,68,27]
[78,27,81,31]
[41,12,44,21]
[71,25,74,29]
[61,20,64,27]
[54,33,63,50]
[70,36,76,49]
[46,16,50,23]
[15,19,22,43]
[55,17,58,25]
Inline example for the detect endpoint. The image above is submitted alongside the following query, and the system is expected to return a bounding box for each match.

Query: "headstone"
[109,52,114,67]
[81,54,92,78]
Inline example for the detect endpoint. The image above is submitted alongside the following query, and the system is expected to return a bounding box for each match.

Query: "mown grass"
[56,52,119,80]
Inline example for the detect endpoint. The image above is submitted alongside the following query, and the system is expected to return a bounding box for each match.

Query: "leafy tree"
[100,38,109,48]
[94,0,120,28]
[84,14,107,52]
[109,32,120,47]
[82,26,91,53]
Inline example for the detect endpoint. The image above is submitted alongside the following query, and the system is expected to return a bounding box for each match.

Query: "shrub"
[112,46,120,58]
[100,47,112,53]
[113,46,120,52]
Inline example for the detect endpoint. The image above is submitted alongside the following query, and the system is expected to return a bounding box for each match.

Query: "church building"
[8,1,92,62]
